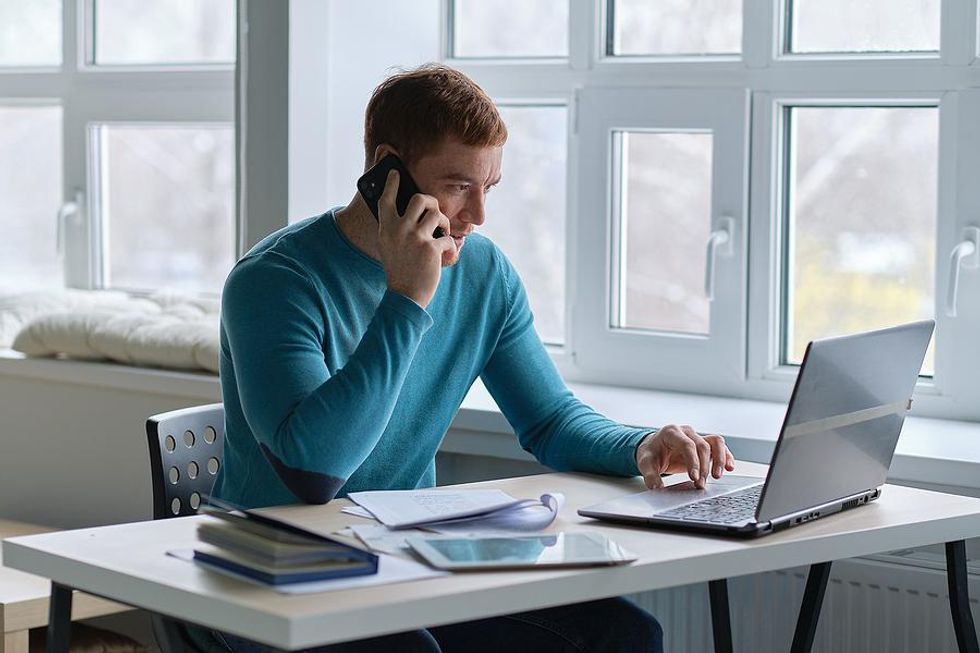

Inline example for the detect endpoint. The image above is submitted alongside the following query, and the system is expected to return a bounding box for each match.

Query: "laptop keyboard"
[658,485,763,524]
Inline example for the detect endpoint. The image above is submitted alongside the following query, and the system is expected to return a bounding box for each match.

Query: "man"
[213,64,734,652]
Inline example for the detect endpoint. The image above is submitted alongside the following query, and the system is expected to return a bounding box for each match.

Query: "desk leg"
[946,540,979,653]
[789,561,831,653]
[47,583,72,653]
[709,579,734,653]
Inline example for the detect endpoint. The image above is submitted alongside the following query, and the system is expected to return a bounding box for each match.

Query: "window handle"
[704,216,734,301]
[56,190,83,256]
[945,226,979,317]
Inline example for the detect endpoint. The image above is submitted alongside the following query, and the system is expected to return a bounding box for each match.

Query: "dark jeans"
[213,597,663,653]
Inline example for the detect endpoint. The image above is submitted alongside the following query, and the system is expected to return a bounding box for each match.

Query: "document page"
[348,489,522,529]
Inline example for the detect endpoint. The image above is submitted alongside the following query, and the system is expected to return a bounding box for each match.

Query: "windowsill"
[2,350,979,492]
[451,379,980,494]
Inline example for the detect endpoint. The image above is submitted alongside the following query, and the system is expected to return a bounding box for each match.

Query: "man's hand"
[635,425,735,490]
[377,169,456,309]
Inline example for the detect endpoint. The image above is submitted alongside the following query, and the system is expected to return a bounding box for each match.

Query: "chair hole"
[203,426,217,444]
[187,461,199,480]
[171,497,181,515]
[165,435,176,452]
[189,492,201,510]
[168,467,180,484]
[207,457,220,475]
[183,430,195,447]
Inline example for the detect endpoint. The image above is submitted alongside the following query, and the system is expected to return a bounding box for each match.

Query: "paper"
[426,493,564,534]
[340,505,376,519]
[348,489,563,530]
[167,549,446,594]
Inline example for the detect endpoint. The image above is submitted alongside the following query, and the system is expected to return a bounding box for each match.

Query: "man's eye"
[453,184,469,193]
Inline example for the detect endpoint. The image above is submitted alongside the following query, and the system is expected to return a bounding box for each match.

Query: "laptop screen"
[755,320,934,523]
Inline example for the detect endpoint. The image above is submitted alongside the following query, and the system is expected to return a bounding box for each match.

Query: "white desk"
[4,464,980,653]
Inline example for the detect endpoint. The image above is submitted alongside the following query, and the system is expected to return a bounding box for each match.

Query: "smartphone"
[356,154,444,238]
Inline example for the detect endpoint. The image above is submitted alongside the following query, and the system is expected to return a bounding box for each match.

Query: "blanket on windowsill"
[1,288,219,374]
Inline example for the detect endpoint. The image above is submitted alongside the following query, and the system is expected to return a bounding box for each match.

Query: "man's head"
[363,65,507,265]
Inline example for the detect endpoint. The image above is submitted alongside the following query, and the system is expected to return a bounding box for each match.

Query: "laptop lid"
[755,320,934,523]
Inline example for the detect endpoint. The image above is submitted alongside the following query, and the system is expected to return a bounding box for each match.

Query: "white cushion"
[8,289,220,373]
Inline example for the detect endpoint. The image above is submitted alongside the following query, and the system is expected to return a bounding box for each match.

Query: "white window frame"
[0,0,235,291]
[573,87,749,393]
[440,0,980,421]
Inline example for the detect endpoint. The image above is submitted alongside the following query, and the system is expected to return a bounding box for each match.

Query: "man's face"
[407,140,503,267]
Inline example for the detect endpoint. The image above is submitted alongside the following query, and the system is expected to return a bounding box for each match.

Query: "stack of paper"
[346,489,564,532]
[194,502,378,586]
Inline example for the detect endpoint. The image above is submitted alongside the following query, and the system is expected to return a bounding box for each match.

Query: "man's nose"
[461,191,486,226]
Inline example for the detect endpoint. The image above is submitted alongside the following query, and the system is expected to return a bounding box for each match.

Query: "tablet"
[405,532,637,571]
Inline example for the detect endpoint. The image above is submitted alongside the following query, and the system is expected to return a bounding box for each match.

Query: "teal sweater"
[214,210,648,508]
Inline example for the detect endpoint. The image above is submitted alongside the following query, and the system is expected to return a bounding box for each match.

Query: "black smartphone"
[356,154,444,238]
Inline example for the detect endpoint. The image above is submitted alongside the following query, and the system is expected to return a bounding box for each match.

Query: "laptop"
[579,320,935,538]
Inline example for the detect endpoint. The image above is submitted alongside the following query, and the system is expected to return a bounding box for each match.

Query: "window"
[478,103,568,345]
[92,0,236,66]
[94,124,235,293]
[0,0,235,293]
[451,0,568,59]
[0,0,61,67]
[608,0,742,57]
[787,0,941,54]
[294,1,980,420]
[783,106,938,374]
[0,105,62,289]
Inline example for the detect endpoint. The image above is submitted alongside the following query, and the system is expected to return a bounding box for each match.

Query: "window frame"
[441,0,980,421]
[0,0,236,292]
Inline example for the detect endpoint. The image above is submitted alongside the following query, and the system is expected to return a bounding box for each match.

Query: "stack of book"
[194,500,378,586]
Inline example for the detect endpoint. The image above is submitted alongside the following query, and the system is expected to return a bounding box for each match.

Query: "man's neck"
[335,194,382,261]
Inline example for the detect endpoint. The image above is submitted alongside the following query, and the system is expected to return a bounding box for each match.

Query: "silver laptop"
[579,320,935,538]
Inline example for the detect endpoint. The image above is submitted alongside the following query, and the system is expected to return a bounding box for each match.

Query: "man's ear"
[373,144,399,166]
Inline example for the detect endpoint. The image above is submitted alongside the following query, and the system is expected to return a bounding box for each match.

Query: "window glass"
[618,131,713,334]
[452,0,567,58]
[609,0,742,56]
[0,0,61,66]
[94,0,235,65]
[479,105,567,345]
[785,107,938,374]
[789,0,940,54]
[0,106,63,289]
[97,125,235,294]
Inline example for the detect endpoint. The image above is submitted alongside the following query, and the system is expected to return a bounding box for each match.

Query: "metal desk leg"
[946,540,979,653]
[789,561,832,653]
[709,579,734,653]
[47,583,72,653]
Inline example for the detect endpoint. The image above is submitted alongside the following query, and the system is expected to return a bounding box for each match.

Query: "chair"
[146,404,225,519]
[145,403,227,653]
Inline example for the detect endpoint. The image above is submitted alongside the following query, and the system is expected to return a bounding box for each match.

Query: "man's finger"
[404,193,437,223]
[706,435,727,479]
[681,426,709,488]
[379,169,400,220]
[725,449,736,471]
[678,437,700,485]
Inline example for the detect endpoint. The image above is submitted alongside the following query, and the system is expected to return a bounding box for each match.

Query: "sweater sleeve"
[479,254,648,477]
[221,254,432,503]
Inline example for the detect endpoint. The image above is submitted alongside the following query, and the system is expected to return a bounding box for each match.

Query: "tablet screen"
[407,532,636,570]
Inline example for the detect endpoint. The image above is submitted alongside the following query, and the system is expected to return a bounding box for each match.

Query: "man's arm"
[222,254,432,503]
[479,256,648,477]
[480,252,733,487]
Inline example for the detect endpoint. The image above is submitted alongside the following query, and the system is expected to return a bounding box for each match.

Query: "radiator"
[628,552,980,652]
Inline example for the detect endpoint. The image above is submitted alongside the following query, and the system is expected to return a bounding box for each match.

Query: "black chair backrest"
[146,403,225,520]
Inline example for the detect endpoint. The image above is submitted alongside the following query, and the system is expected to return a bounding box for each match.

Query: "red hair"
[363,64,507,167]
